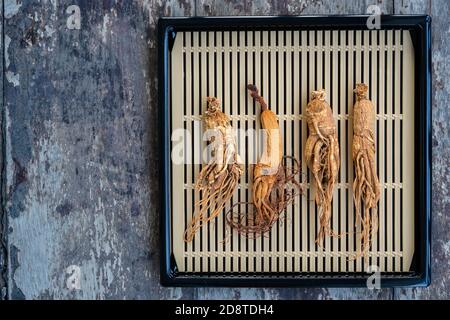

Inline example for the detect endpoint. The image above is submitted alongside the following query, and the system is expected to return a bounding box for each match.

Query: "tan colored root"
[304,89,340,246]
[226,85,302,236]
[184,97,243,242]
[352,83,381,261]
[227,156,302,236]
[311,135,340,246]
[184,163,242,242]
[353,149,379,260]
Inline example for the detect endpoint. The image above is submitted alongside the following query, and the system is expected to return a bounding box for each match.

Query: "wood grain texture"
[393,0,450,300]
[197,0,394,15]
[394,0,430,14]
[1,0,447,300]
[0,0,6,300]
[3,0,197,300]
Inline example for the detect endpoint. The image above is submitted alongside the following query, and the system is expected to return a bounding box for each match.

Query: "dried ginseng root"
[304,89,340,246]
[184,97,243,242]
[227,85,301,236]
[352,83,381,259]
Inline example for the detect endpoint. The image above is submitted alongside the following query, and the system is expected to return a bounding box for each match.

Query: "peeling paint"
[101,14,111,44]
[5,71,20,87]
[4,108,15,210]
[5,35,11,68]
[4,35,20,87]
[8,130,62,298]
[44,25,56,38]
[4,0,22,19]
[2,0,447,300]
[442,240,450,260]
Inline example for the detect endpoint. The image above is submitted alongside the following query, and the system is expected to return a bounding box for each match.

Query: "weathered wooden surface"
[0,0,6,301]
[0,0,448,300]
[2,0,197,300]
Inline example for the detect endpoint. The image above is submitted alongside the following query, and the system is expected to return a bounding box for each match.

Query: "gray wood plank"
[394,0,450,300]
[3,0,197,300]
[3,0,446,300]
[197,0,394,15]
[394,0,430,14]
[0,0,6,301]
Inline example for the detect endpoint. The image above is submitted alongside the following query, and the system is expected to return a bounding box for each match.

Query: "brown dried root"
[352,83,381,260]
[226,85,302,236]
[304,89,340,246]
[184,97,243,242]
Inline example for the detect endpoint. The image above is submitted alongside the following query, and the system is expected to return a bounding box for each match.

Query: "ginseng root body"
[227,85,301,235]
[352,83,380,259]
[304,89,340,246]
[184,97,243,242]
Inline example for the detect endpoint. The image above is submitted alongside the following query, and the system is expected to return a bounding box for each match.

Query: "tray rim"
[158,15,432,288]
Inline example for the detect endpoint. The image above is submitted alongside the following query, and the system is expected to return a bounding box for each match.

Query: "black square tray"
[158,15,431,287]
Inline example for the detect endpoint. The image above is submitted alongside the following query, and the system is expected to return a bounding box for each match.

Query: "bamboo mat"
[169,29,415,273]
